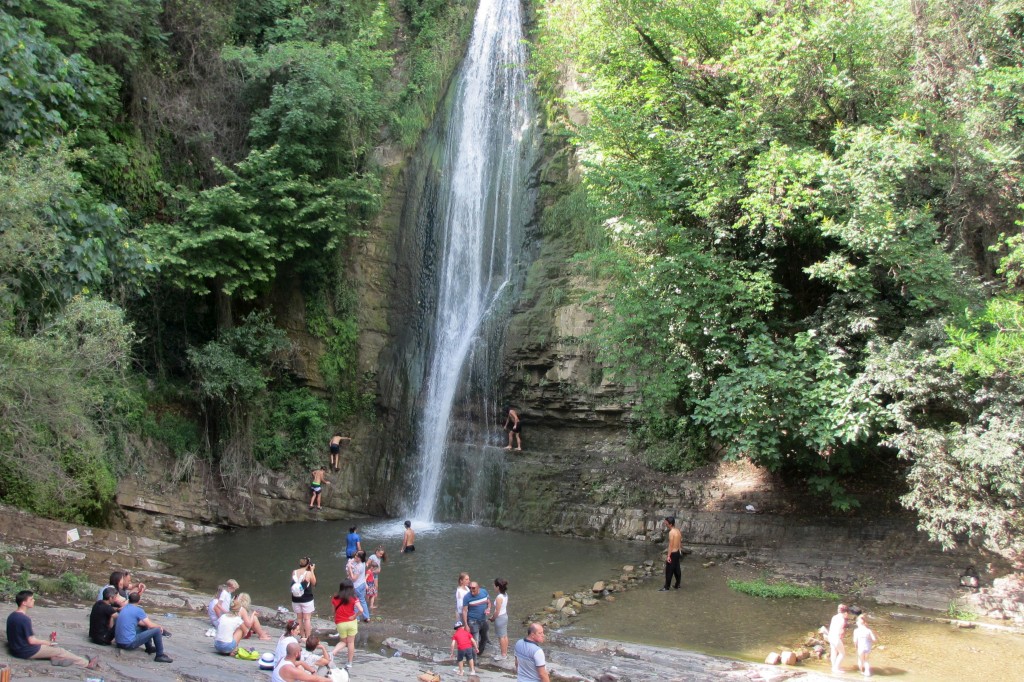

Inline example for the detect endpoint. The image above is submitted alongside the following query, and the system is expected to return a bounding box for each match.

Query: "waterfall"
[410,0,534,521]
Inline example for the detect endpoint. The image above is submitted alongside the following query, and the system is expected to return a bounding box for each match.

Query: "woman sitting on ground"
[97,571,127,607]
[274,619,302,664]
[233,592,272,640]
[213,599,246,656]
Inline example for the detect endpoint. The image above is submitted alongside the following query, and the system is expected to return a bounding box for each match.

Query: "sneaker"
[144,643,156,654]
[344,663,352,671]
[657,587,670,592]
[493,655,506,661]
[154,653,173,663]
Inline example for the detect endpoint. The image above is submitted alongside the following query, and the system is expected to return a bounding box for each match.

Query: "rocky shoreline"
[3,504,1022,681]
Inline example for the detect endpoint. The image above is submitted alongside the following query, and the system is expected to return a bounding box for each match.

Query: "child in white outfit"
[852,614,878,677]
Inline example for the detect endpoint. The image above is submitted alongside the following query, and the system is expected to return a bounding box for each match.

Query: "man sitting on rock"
[273,642,333,682]
[89,587,119,645]
[114,592,172,663]
[6,590,99,669]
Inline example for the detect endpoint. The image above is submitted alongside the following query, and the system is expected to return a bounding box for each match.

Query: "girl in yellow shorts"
[329,580,364,671]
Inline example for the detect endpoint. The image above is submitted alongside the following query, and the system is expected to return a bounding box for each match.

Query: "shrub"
[728,577,840,600]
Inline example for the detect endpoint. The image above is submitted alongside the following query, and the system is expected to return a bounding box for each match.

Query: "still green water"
[161,520,1023,680]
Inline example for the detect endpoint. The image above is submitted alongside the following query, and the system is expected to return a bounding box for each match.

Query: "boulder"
[779,651,797,666]
[764,652,781,665]
[592,581,605,593]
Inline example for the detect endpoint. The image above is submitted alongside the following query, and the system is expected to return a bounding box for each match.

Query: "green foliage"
[232,25,392,176]
[0,560,31,601]
[151,146,378,300]
[4,0,164,67]
[947,297,1024,379]
[0,296,136,524]
[0,11,88,144]
[153,11,392,300]
[255,387,328,469]
[536,0,1021,513]
[0,141,154,331]
[728,577,840,601]
[541,183,607,250]
[946,599,978,621]
[187,311,291,402]
[141,411,203,461]
[391,0,476,147]
[893,390,1024,565]
[33,571,96,601]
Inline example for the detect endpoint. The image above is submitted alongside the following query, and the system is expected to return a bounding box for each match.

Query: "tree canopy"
[535,0,1024,562]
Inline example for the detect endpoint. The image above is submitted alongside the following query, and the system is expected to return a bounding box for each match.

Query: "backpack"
[290,570,305,598]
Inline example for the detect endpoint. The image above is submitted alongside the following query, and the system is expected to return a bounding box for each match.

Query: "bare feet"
[504,446,512,450]
[514,447,522,451]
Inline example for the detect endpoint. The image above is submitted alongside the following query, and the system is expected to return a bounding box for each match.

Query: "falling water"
[411,0,534,521]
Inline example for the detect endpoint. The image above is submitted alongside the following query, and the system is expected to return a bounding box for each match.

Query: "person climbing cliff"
[328,434,351,472]
[503,406,522,451]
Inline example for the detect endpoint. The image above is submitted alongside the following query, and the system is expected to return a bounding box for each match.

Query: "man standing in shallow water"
[659,515,682,591]
[401,520,416,553]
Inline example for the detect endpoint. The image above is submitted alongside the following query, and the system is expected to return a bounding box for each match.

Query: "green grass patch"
[946,600,978,621]
[728,577,840,600]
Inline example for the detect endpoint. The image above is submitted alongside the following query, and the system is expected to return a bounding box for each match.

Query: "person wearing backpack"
[290,558,317,640]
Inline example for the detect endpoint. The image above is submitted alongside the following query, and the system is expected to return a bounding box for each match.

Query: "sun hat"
[454,621,463,629]
[258,652,276,669]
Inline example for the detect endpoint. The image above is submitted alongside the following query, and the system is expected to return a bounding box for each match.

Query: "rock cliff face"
[111,454,361,539]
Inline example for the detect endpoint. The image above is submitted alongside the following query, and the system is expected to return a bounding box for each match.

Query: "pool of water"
[160,518,641,629]
[161,520,1024,680]
[566,559,1024,680]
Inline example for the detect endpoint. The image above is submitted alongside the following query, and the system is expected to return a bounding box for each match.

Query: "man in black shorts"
[329,433,350,472]
[503,406,522,451]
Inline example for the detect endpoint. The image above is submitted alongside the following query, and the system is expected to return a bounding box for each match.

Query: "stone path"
[1,606,838,682]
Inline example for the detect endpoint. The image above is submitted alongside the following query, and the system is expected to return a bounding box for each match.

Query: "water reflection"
[161,521,1024,681]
